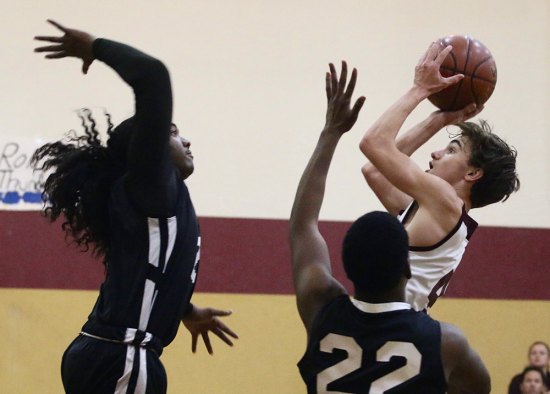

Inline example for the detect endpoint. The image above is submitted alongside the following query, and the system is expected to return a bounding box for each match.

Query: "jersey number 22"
[317,334,421,393]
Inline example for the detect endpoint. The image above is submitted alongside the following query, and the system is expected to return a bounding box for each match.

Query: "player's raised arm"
[359,43,466,215]
[36,20,179,217]
[361,103,482,216]
[289,61,365,332]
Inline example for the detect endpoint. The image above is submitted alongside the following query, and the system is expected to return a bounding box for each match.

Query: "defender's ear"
[466,167,483,182]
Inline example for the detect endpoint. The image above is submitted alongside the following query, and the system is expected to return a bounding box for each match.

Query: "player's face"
[169,123,194,180]
[520,371,546,394]
[427,137,473,185]
[529,344,549,369]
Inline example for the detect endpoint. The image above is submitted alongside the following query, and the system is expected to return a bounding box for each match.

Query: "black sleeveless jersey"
[298,296,446,393]
[84,176,200,347]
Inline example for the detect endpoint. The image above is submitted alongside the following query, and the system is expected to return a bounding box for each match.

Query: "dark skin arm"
[35,20,178,217]
[36,19,237,353]
[440,322,491,394]
[289,61,365,333]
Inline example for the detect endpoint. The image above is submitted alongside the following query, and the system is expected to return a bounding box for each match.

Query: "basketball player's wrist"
[409,85,431,102]
[182,303,195,318]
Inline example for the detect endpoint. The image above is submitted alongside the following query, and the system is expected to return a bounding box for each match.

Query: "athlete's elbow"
[359,134,374,156]
[359,131,385,157]
[361,162,377,181]
[135,57,170,86]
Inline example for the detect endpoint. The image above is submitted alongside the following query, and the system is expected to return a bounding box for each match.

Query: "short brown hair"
[455,120,520,208]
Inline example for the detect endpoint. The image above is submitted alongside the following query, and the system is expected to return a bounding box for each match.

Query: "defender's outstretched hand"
[324,61,366,134]
[34,19,96,74]
[414,43,464,96]
[181,305,238,355]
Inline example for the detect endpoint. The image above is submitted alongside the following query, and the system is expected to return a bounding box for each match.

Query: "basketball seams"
[440,65,496,84]
[470,57,497,83]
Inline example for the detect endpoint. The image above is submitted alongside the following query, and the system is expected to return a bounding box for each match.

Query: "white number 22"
[317,334,422,393]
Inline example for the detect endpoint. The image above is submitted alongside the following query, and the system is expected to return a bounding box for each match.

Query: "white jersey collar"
[350,297,411,313]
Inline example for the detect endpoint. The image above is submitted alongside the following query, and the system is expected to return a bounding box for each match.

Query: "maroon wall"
[1,211,549,300]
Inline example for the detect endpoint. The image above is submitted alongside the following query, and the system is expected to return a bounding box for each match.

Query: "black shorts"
[61,334,167,394]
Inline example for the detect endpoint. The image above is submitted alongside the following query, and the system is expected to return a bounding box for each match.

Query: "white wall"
[2,0,548,227]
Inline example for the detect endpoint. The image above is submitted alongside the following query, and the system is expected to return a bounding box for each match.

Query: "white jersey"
[398,201,478,312]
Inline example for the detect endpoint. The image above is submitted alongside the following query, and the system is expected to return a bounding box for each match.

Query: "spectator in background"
[509,341,550,394]
[518,366,548,394]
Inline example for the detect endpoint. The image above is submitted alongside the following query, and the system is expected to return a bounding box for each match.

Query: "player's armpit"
[293,264,347,334]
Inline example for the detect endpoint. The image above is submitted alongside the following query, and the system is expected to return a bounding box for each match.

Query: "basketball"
[428,35,497,111]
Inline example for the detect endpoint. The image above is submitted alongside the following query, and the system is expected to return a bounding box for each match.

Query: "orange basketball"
[428,35,497,111]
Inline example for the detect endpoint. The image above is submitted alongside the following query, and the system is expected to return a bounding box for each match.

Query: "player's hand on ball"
[324,61,366,134]
[414,43,463,96]
[432,102,484,126]
[181,305,239,354]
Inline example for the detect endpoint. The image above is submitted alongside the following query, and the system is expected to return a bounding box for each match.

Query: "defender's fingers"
[352,96,366,116]
[34,36,64,43]
[47,19,68,33]
[344,68,358,98]
[202,332,213,355]
[217,321,239,339]
[34,44,65,53]
[212,328,234,347]
[207,309,232,317]
[191,333,198,353]
[338,61,348,94]
[329,63,338,95]
[325,72,331,99]
[45,51,68,59]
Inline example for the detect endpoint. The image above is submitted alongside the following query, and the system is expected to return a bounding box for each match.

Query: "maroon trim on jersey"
[408,205,477,252]
[1,212,549,300]
[462,210,478,240]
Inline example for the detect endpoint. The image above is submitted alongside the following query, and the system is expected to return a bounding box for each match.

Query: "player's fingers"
[463,103,477,113]
[34,44,65,53]
[475,104,485,114]
[47,19,68,33]
[191,333,198,353]
[34,36,64,43]
[329,63,337,96]
[351,96,366,117]
[325,72,331,100]
[216,320,239,339]
[423,42,439,62]
[207,308,232,317]
[444,73,464,86]
[82,60,93,74]
[212,327,234,347]
[202,332,213,355]
[436,45,453,64]
[344,68,357,98]
[338,61,347,94]
[45,51,68,59]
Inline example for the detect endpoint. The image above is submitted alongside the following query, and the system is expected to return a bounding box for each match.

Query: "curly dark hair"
[31,109,132,263]
[454,120,520,208]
